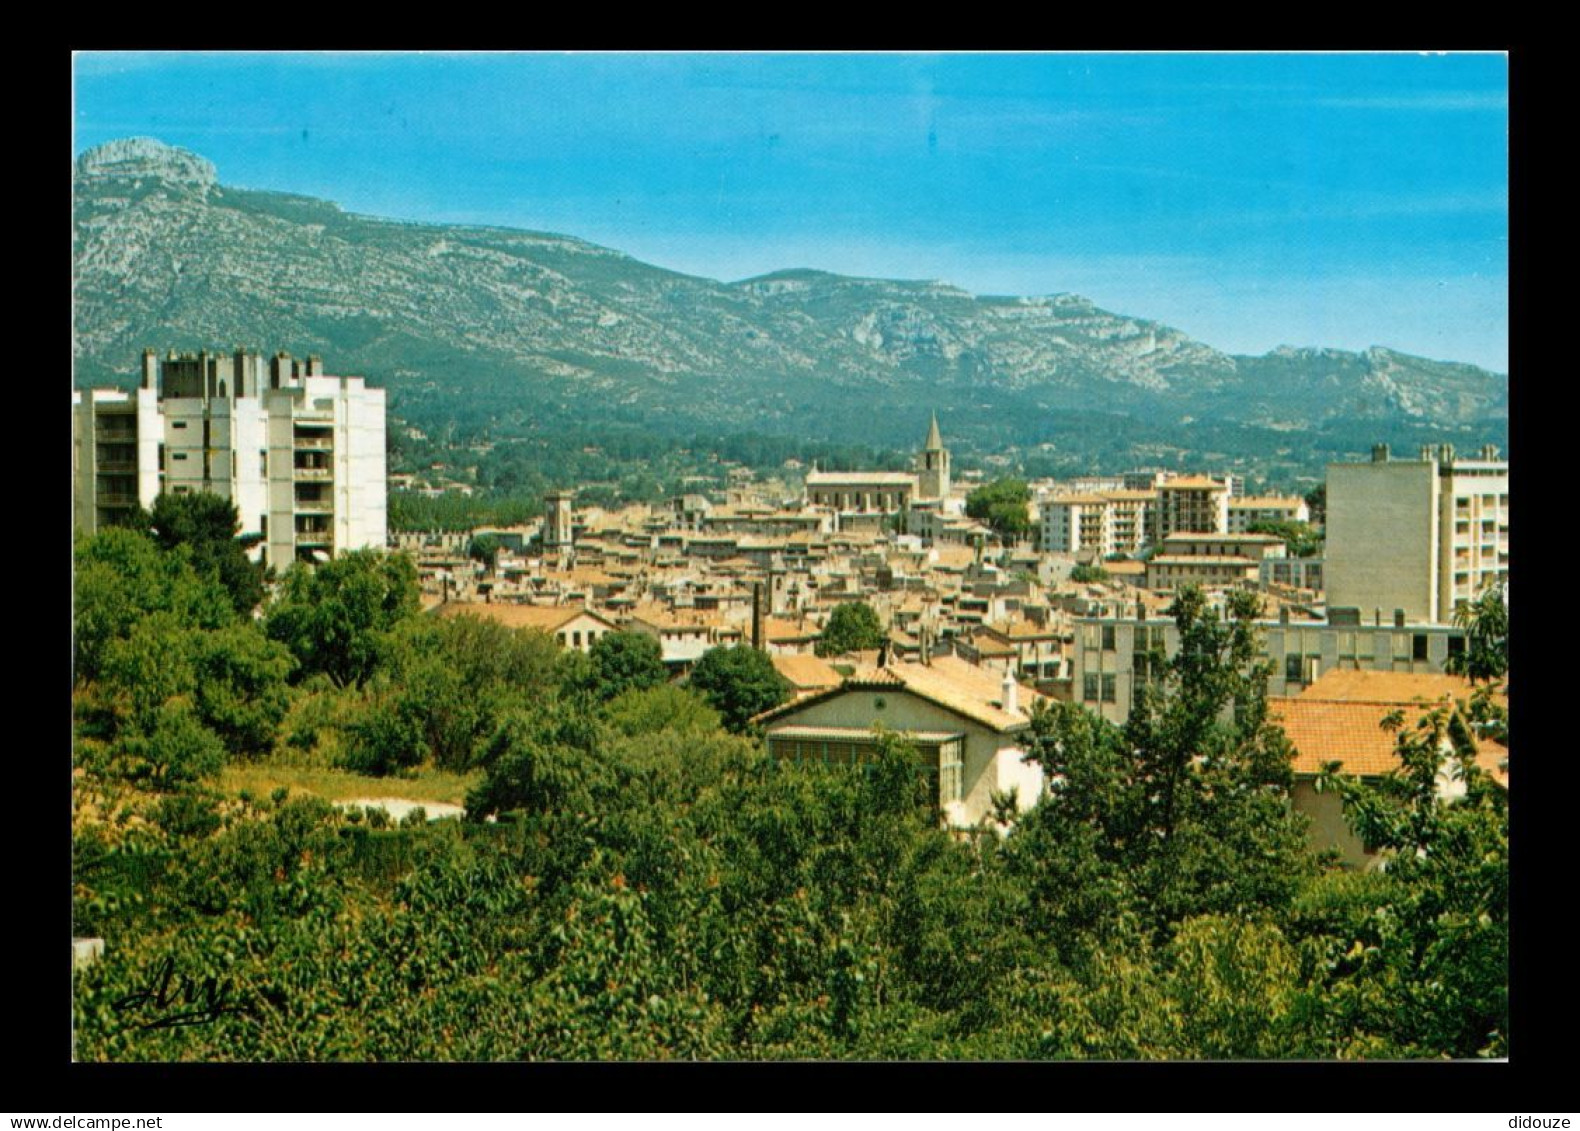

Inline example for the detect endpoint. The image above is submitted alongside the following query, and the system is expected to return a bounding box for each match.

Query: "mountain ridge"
[73,137,1507,468]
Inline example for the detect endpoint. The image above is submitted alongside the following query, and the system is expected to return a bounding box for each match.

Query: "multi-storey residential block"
[73,348,386,568]
[1228,494,1311,533]
[1039,494,1109,555]
[1326,443,1508,625]
[1156,475,1231,538]
[1039,489,1156,557]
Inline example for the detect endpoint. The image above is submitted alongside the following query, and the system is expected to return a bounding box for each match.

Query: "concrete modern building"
[1069,607,1468,725]
[1039,489,1157,557]
[1326,443,1508,625]
[73,349,387,568]
[1228,494,1311,533]
[1156,475,1231,538]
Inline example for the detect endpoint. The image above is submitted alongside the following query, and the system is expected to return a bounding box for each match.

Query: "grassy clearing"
[218,762,481,806]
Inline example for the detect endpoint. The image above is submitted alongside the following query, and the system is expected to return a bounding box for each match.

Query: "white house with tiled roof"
[753,654,1046,828]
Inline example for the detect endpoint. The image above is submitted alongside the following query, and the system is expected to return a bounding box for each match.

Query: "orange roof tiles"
[772,653,843,692]
[436,602,614,634]
[1297,668,1506,710]
[1271,696,1507,786]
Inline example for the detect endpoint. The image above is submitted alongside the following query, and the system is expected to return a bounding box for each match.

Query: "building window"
[1285,653,1304,684]
[172,420,188,429]
[1101,625,1116,651]
[1083,673,1099,702]
[1413,634,1429,662]
[1447,636,1466,663]
[1101,673,1117,703]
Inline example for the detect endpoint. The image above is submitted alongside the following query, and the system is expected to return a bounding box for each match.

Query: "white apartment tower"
[73,349,387,568]
[1325,443,1508,625]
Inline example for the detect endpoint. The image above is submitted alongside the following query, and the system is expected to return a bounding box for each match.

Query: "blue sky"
[73,51,1509,372]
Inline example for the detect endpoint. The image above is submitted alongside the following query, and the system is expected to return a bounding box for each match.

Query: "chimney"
[751,581,765,652]
[1375,607,1382,627]
[1394,609,1406,628]
[1372,443,1390,463]
[1001,671,1019,715]
[141,348,158,390]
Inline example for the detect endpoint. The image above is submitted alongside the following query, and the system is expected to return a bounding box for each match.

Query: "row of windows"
[1081,673,1118,703]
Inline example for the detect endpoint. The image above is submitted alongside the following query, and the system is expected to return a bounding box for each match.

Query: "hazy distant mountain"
[73,138,1507,461]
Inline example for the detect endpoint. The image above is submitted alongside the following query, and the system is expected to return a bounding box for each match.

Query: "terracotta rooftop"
[1272,697,1507,786]
[436,602,613,634]
[838,654,1045,732]
[1297,669,1507,711]
[771,653,844,692]
[805,471,919,486]
[1231,495,1306,509]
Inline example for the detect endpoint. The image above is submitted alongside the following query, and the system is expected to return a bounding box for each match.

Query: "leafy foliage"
[72,527,1506,1061]
[1446,580,1508,683]
[1246,519,1323,559]
[149,492,268,615]
[585,631,668,702]
[815,601,886,658]
[965,478,1032,542]
[264,550,420,688]
[687,645,792,733]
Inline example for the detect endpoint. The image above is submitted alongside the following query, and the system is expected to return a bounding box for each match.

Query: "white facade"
[74,349,387,569]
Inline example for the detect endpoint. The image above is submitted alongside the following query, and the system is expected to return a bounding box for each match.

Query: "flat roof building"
[74,349,387,568]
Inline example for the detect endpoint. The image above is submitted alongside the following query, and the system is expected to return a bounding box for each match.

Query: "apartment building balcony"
[97,492,139,508]
[293,466,333,481]
[96,457,138,473]
[294,500,334,516]
[293,435,334,451]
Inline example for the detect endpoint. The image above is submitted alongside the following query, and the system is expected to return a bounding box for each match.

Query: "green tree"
[115,700,227,791]
[586,631,668,701]
[1446,580,1508,683]
[1012,586,1313,944]
[74,526,233,684]
[1069,563,1110,584]
[149,492,267,615]
[1304,483,1327,526]
[467,533,502,572]
[265,550,421,687]
[965,478,1032,542]
[190,626,296,758]
[815,601,886,658]
[687,645,792,733]
[1246,519,1323,559]
[1307,703,1508,1057]
[369,614,564,771]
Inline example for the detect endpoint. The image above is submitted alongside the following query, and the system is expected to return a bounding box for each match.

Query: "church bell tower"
[919,411,951,501]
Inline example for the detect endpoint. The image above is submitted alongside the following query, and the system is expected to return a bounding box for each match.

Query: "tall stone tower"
[544,490,575,564]
[918,411,951,501]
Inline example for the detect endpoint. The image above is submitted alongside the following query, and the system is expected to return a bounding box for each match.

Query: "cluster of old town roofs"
[389,419,1507,851]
